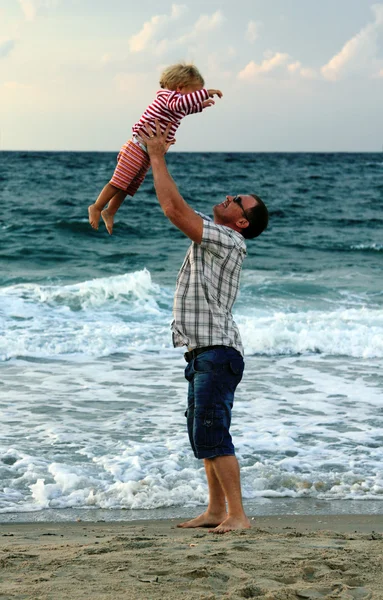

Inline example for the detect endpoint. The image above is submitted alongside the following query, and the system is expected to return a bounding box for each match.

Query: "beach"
[1,515,382,599]
[1,152,383,598]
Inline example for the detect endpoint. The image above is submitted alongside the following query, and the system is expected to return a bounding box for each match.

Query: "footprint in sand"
[296,585,372,600]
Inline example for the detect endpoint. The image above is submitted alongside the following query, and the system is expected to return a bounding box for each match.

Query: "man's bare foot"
[177,511,227,528]
[88,204,102,230]
[209,515,251,534]
[101,209,114,235]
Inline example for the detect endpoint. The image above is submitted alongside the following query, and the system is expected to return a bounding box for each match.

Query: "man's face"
[213,195,256,228]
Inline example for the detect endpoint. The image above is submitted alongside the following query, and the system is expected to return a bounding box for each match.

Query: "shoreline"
[2,497,383,524]
[1,515,382,599]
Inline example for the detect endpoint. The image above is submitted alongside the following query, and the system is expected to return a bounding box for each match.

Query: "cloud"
[321,3,383,81]
[245,20,262,44]
[128,8,225,59]
[128,4,188,53]
[18,0,59,21]
[238,52,290,80]
[176,10,225,45]
[238,53,318,82]
[0,39,15,59]
[288,61,317,79]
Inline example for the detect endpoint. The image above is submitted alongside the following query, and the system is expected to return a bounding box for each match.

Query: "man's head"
[213,194,268,239]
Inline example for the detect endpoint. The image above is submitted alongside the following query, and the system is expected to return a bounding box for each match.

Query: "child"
[88,63,222,234]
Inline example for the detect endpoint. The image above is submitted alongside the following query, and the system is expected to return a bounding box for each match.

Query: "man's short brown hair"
[241,194,269,239]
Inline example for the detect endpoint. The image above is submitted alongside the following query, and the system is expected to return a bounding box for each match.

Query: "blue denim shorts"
[184,346,244,460]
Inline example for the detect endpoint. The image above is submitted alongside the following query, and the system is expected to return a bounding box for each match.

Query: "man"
[138,121,269,533]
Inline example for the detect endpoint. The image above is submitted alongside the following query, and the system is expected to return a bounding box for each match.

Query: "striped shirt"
[132,89,210,143]
[171,213,247,356]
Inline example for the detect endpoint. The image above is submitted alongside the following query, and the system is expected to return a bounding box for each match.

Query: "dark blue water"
[1,151,382,289]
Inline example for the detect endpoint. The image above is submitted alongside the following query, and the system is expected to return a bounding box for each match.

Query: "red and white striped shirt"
[132,88,210,143]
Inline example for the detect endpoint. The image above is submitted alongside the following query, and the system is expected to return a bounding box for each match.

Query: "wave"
[1,270,383,360]
[0,269,163,311]
[1,450,383,514]
[351,243,383,252]
[238,307,383,358]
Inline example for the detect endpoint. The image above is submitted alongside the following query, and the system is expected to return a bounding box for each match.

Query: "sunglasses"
[232,195,248,220]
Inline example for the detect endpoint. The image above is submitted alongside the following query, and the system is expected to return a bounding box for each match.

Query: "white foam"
[2,268,162,310]
[351,243,383,251]
[1,270,382,360]
[1,353,382,513]
[239,307,383,358]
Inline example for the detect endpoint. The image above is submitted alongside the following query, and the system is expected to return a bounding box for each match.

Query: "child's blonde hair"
[159,63,205,90]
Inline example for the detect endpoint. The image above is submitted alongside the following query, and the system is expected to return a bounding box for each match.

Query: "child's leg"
[88,182,122,230]
[101,189,128,235]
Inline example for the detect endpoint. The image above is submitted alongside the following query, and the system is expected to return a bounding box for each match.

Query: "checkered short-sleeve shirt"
[171,212,247,356]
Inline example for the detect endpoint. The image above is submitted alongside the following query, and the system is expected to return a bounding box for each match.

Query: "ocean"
[0,151,382,521]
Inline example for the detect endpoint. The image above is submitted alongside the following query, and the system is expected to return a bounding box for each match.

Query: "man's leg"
[208,455,251,533]
[177,458,227,528]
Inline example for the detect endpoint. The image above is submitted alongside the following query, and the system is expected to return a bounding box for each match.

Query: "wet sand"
[1,514,382,599]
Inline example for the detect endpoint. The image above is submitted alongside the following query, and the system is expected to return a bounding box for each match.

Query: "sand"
[1,515,382,600]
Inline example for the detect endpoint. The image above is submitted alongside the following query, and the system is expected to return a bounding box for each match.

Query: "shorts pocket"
[226,357,244,389]
[229,357,244,377]
[194,407,225,449]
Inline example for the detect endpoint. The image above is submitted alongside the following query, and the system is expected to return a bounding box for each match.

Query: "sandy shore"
[1,515,382,599]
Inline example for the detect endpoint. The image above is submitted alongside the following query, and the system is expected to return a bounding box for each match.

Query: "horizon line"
[0,149,382,154]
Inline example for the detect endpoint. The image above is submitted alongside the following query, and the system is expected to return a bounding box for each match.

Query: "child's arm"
[166,88,222,115]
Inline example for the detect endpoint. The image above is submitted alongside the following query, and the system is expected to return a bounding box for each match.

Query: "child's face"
[177,80,204,95]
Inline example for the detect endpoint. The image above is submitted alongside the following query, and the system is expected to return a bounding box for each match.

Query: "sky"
[0,0,382,151]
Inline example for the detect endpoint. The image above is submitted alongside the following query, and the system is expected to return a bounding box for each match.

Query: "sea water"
[0,151,382,519]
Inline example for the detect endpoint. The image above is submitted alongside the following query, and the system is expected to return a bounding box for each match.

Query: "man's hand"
[207,88,223,99]
[137,121,175,156]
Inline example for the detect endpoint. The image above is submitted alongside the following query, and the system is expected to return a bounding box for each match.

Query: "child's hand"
[202,99,215,109]
[207,89,223,99]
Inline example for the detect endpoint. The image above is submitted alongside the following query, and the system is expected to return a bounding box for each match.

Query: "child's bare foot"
[177,510,227,528]
[101,209,114,235]
[88,204,102,230]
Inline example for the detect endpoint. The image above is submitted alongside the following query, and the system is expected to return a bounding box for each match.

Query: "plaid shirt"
[171,212,247,356]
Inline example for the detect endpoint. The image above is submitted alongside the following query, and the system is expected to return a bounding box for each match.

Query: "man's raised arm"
[138,121,203,244]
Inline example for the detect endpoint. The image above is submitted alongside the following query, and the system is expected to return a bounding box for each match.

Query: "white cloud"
[245,20,262,44]
[18,0,59,21]
[128,4,188,53]
[129,8,225,58]
[321,3,383,81]
[288,61,317,79]
[238,52,290,80]
[176,10,225,44]
[238,53,318,81]
[0,39,15,59]
[193,10,225,34]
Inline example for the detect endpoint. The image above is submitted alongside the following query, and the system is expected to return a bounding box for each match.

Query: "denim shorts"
[184,346,244,460]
